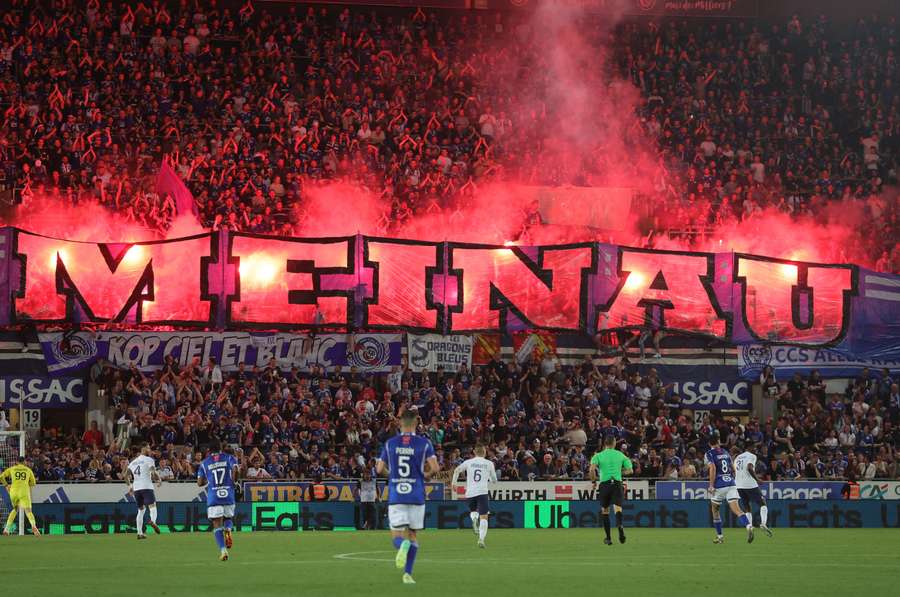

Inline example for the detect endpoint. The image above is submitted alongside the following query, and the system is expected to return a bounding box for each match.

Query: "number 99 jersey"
[378,432,435,505]
[198,452,239,507]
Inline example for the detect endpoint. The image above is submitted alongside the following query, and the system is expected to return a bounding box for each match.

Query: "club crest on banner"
[49,332,98,370]
[347,335,391,370]
[739,344,772,376]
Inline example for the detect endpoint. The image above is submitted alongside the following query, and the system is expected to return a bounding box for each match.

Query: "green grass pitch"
[2,529,898,596]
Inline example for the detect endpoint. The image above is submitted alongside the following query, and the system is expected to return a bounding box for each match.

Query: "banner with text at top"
[39,331,401,376]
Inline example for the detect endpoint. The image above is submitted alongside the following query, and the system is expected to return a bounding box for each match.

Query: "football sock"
[470,511,479,526]
[760,506,768,526]
[404,542,418,575]
[224,519,234,531]
[214,527,226,550]
[615,511,623,528]
[479,519,488,542]
[393,536,404,550]
[149,506,158,524]
[25,511,36,530]
[4,509,16,532]
[602,513,611,539]
[739,513,752,529]
[713,518,723,536]
[136,510,145,535]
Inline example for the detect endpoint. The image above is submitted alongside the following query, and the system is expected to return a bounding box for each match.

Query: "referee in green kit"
[589,434,634,545]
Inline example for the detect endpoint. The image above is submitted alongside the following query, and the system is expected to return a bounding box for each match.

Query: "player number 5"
[397,455,411,478]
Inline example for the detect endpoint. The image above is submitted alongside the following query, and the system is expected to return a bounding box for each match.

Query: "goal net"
[0,432,26,535]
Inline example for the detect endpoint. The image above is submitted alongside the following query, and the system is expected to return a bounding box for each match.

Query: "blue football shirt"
[378,432,435,505]
[198,452,239,506]
[704,447,736,488]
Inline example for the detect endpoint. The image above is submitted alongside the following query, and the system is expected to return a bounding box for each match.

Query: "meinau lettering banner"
[7,229,899,367]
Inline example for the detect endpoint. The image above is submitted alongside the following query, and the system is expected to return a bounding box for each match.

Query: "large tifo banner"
[451,480,650,501]
[27,500,900,533]
[656,481,848,500]
[38,331,401,376]
[3,228,898,365]
[407,334,473,372]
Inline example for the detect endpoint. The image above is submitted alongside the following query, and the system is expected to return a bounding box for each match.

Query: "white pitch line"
[332,550,898,568]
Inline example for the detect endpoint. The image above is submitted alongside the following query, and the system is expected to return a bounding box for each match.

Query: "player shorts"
[134,489,156,508]
[738,487,765,507]
[9,490,30,509]
[388,504,425,531]
[207,504,236,520]
[597,480,624,508]
[467,494,490,516]
[709,485,740,505]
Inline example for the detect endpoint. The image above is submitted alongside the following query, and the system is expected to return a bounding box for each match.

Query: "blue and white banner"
[738,344,900,381]
[631,363,750,410]
[0,377,85,409]
[656,480,847,500]
[407,333,473,372]
[39,332,402,376]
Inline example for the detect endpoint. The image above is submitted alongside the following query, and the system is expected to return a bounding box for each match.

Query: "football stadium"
[0,0,898,595]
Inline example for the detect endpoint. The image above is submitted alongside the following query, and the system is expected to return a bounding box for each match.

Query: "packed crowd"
[0,2,897,269]
[9,353,898,484]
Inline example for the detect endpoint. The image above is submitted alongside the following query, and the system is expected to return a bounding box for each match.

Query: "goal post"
[0,431,26,536]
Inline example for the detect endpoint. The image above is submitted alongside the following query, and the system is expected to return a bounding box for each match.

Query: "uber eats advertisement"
[25,500,900,534]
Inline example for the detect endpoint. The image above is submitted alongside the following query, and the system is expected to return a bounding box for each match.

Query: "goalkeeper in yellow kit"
[1,456,40,536]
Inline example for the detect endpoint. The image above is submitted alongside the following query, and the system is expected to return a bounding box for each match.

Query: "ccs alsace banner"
[407,334,473,372]
[451,480,651,501]
[5,229,899,362]
[0,377,85,408]
[243,481,445,502]
[39,331,401,376]
[656,480,847,500]
[738,343,900,381]
[26,500,900,533]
